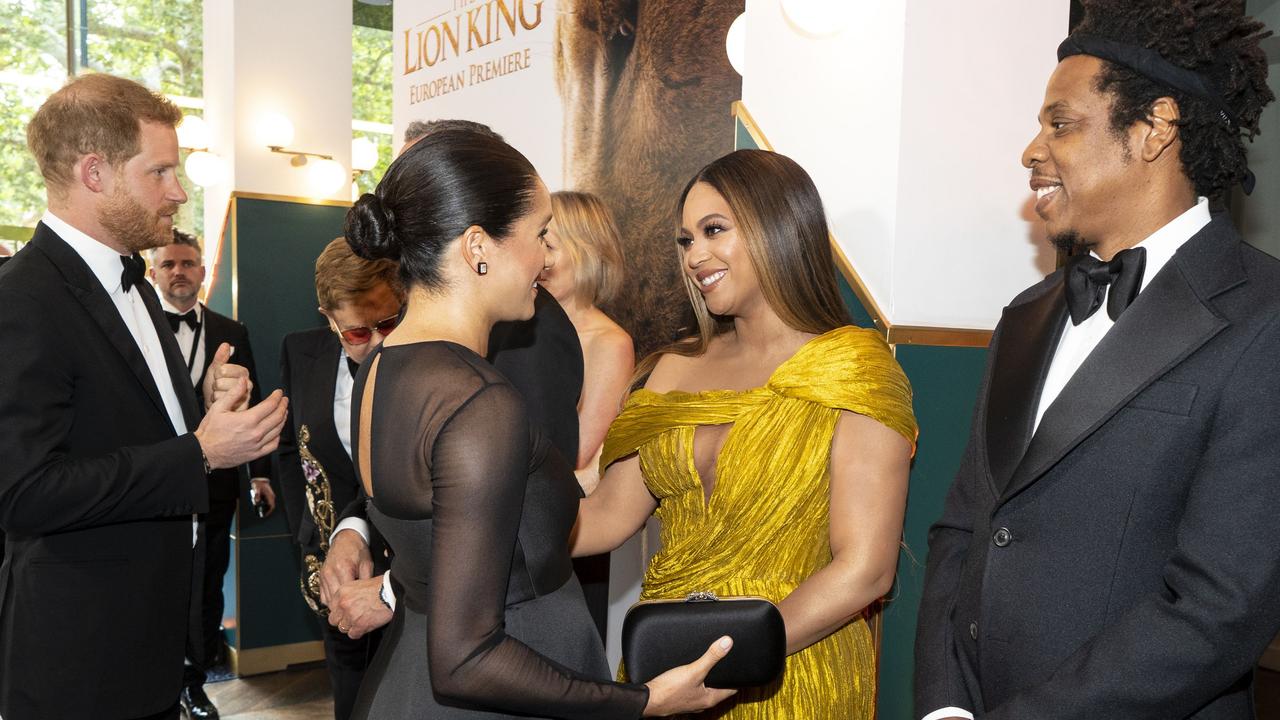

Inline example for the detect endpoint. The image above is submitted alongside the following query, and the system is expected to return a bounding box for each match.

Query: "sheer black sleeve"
[375,378,648,719]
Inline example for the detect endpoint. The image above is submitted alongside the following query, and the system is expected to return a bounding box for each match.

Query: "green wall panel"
[881,345,987,719]
[208,195,350,660]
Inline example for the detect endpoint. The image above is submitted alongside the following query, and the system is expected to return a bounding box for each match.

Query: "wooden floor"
[204,664,332,719]
[200,665,1280,719]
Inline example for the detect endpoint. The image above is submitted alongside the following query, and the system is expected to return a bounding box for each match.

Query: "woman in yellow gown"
[574,149,917,718]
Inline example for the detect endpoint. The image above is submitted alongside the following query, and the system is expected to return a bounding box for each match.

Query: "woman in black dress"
[343,127,735,718]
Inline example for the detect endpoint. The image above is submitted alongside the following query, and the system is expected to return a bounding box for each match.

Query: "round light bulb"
[176,115,210,150]
[725,13,747,76]
[184,151,225,187]
[308,158,348,196]
[780,0,855,38]
[351,137,379,172]
[351,180,362,202]
[257,112,295,149]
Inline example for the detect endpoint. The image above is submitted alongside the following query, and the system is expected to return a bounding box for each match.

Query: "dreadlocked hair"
[1075,0,1274,200]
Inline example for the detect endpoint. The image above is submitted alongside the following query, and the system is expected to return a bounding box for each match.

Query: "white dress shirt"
[923,197,1211,720]
[43,211,198,545]
[328,350,397,610]
[334,348,355,460]
[1033,197,1210,431]
[159,297,206,387]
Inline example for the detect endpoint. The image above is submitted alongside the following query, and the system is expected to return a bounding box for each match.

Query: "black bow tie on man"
[119,253,146,294]
[1064,247,1147,326]
[166,309,199,333]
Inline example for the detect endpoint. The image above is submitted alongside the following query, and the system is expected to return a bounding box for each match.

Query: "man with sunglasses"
[275,237,404,720]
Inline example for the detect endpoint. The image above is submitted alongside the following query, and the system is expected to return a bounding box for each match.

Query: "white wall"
[742,1,908,322]
[203,0,354,246]
[742,0,1067,330]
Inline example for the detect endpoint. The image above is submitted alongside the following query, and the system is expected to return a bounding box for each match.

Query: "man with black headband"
[916,2,1278,719]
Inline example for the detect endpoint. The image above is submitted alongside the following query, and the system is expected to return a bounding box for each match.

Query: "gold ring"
[339,625,349,633]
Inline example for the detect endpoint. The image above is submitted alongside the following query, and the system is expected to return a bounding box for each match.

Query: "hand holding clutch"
[624,593,786,689]
[641,636,737,717]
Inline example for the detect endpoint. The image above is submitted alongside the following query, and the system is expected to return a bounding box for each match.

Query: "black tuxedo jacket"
[915,215,1280,719]
[0,223,209,718]
[489,286,585,463]
[197,306,271,503]
[277,327,383,556]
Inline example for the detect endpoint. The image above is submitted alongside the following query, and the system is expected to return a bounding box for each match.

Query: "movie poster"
[393,0,744,356]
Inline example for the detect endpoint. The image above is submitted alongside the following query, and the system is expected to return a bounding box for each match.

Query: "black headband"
[1058,33,1255,195]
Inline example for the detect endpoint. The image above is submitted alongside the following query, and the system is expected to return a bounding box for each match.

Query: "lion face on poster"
[555,0,744,358]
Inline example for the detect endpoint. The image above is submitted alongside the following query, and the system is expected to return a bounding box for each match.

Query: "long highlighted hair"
[635,149,851,384]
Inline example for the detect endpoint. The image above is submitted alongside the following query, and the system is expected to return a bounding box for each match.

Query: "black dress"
[349,341,648,719]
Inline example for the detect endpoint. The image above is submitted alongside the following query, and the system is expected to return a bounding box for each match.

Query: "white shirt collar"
[1094,196,1211,292]
[159,296,204,320]
[42,211,129,295]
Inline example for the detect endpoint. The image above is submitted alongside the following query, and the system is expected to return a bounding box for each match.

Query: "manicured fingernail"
[719,636,732,650]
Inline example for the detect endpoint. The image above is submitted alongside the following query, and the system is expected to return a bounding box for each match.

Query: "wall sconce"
[257,112,295,149]
[780,0,853,38]
[176,115,226,188]
[351,137,379,177]
[725,13,746,76]
[258,112,348,196]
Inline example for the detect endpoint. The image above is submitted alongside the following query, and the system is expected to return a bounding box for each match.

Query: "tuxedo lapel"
[1002,220,1240,502]
[34,228,172,426]
[986,280,1069,494]
[196,310,225,391]
[303,334,347,473]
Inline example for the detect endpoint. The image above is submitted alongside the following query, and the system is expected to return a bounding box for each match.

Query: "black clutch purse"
[621,592,786,689]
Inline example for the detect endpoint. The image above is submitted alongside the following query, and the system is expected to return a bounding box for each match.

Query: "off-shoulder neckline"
[634,325,874,400]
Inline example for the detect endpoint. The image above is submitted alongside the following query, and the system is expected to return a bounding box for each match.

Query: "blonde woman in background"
[540,191,635,493]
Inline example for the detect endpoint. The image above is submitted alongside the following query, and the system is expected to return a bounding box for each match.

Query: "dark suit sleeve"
[0,286,207,536]
[276,336,306,544]
[987,315,1280,720]
[914,325,1002,716]
[232,321,272,480]
[337,494,369,524]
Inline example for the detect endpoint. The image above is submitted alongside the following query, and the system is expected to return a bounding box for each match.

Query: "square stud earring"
[477,262,488,275]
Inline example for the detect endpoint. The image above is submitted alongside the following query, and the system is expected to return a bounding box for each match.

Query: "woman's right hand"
[641,636,738,716]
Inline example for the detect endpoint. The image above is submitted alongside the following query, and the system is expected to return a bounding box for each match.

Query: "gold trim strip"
[231,190,355,208]
[888,325,994,348]
[731,100,773,151]
[230,197,239,321]
[230,640,325,677]
[731,100,991,349]
[830,239,889,335]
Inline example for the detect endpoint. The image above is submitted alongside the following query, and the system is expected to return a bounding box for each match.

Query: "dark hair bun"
[345,192,401,261]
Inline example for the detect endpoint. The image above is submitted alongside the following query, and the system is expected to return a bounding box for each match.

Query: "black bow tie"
[119,253,146,294]
[346,357,360,379]
[1065,247,1147,326]
[165,309,199,333]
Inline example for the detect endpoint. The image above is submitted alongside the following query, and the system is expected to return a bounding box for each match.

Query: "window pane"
[0,0,69,238]
[354,24,392,197]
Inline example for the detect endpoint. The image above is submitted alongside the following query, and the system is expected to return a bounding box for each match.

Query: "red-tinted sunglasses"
[335,313,400,345]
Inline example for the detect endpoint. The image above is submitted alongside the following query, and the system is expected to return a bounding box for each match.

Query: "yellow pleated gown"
[601,326,917,719]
